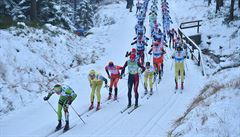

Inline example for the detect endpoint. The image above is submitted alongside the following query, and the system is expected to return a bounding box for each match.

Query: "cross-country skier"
[136,1,143,14]
[120,54,145,108]
[148,38,166,83]
[143,62,154,95]
[131,35,148,65]
[168,28,178,49]
[43,84,77,131]
[171,46,186,90]
[88,70,108,111]
[135,20,146,35]
[105,62,123,100]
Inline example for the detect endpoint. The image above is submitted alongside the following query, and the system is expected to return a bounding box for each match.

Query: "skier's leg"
[180,63,184,83]
[175,63,179,88]
[63,104,69,122]
[91,81,97,103]
[108,79,113,99]
[113,78,119,98]
[57,104,63,122]
[128,75,134,106]
[96,81,103,103]
[134,74,139,106]
[144,73,148,91]
[149,73,153,90]
[142,51,145,66]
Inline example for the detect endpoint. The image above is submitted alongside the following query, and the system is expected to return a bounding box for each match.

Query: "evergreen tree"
[75,0,94,30]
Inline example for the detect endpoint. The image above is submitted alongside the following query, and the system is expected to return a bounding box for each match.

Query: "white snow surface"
[1,0,238,137]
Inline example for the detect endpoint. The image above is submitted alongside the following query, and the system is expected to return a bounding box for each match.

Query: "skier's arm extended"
[120,61,128,76]
[105,66,110,78]
[100,75,108,85]
[137,62,145,73]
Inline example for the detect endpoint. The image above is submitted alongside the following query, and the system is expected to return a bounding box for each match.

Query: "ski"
[107,98,119,104]
[63,124,77,133]
[146,94,152,99]
[45,126,64,137]
[128,105,141,114]
[86,106,103,117]
[120,105,133,113]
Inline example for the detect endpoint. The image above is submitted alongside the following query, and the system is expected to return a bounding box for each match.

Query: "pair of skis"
[45,124,76,137]
[174,87,184,94]
[120,105,141,114]
[86,98,119,117]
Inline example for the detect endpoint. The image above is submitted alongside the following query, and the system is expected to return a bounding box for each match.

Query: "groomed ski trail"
[0,1,205,137]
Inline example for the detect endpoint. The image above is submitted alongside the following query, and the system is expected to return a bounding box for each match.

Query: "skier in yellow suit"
[171,46,186,90]
[143,62,155,95]
[88,70,108,111]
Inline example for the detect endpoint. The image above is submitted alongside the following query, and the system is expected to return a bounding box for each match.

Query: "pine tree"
[75,0,94,30]
[37,0,57,23]
[229,0,235,21]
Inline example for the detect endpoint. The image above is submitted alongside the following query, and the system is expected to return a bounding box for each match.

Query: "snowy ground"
[0,1,207,137]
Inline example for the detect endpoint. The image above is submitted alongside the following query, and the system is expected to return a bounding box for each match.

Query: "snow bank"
[0,23,105,116]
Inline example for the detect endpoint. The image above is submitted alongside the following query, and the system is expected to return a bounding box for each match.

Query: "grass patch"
[168,78,240,137]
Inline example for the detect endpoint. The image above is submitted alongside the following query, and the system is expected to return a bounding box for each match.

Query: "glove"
[171,56,174,59]
[148,52,152,55]
[108,75,111,79]
[187,56,189,59]
[119,75,122,79]
[68,100,72,105]
[43,96,49,101]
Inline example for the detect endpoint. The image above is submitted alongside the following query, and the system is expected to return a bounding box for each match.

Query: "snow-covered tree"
[75,0,94,30]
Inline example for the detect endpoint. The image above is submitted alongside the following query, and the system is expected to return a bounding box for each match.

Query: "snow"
[0,0,239,137]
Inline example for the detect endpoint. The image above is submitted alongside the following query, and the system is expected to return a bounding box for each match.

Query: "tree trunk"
[30,0,37,21]
[219,0,224,7]
[229,0,235,21]
[208,0,211,6]
[216,0,220,13]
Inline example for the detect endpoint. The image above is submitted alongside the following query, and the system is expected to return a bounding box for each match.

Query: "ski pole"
[170,60,174,71]
[139,73,145,88]
[184,60,188,71]
[47,100,64,122]
[70,105,86,124]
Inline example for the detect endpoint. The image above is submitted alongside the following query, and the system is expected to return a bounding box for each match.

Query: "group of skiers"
[43,0,190,132]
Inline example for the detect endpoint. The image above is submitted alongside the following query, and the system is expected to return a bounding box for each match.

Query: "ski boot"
[96,102,100,111]
[108,88,112,100]
[158,77,161,84]
[181,82,184,90]
[88,102,94,110]
[107,94,112,100]
[63,121,69,132]
[150,88,153,95]
[114,88,118,100]
[144,86,148,95]
[175,82,178,90]
[114,95,117,100]
[55,120,62,131]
